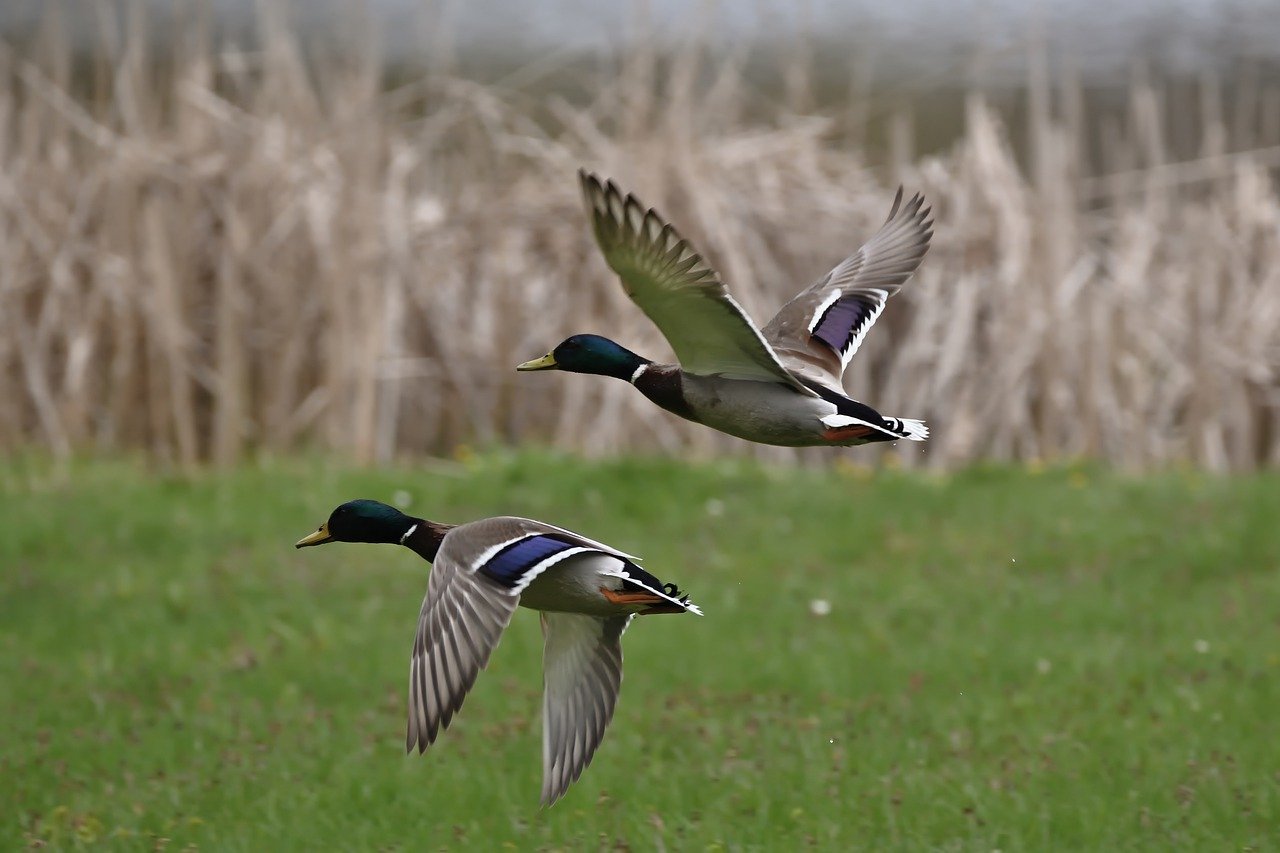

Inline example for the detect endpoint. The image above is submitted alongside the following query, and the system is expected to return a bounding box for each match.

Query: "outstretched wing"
[581,171,813,394]
[762,188,932,392]
[540,611,630,806]
[405,546,520,753]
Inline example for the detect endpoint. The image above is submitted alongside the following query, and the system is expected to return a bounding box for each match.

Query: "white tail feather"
[893,418,929,441]
[824,413,929,441]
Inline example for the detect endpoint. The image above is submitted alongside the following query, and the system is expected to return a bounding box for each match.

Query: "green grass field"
[3,453,1278,849]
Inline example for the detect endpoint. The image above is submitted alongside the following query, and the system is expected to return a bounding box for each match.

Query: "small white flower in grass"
[809,598,831,617]
[392,490,412,509]
[704,498,725,517]
[1194,639,1210,654]
[1036,658,1052,674]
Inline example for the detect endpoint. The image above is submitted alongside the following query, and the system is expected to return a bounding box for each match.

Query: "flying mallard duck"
[518,171,933,446]
[296,499,700,806]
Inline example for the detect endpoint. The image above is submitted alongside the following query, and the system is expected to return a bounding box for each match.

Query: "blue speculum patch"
[481,535,576,587]
[813,296,875,353]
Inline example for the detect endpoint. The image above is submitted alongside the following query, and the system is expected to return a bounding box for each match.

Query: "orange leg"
[599,587,664,606]
[822,424,875,442]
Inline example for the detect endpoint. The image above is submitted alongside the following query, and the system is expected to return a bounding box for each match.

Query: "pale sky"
[3,0,1277,82]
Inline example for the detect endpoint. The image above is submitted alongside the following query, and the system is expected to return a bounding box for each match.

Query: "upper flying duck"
[517,171,933,447]
[296,499,700,807]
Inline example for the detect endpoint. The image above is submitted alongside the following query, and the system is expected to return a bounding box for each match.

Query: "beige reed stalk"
[0,4,1277,470]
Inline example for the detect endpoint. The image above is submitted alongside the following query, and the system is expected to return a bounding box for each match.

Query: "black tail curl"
[662,582,692,605]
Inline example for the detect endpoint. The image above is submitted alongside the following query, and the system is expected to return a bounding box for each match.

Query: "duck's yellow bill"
[516,353,558,371]
[295,523,333,548]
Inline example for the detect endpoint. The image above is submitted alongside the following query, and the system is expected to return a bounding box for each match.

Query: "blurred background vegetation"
[1,0,1278,470]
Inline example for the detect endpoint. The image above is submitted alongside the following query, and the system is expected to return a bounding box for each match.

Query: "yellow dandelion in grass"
[1068,470,1089,489]
[834,456,874,481]
[74,814,104,844]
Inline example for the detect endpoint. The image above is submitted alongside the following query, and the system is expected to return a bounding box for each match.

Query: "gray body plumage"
[634,366,907,447]
[651,371,847,447]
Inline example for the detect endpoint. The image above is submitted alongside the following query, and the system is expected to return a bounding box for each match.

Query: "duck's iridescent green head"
[516,334,647,380]
[296,499,415,547]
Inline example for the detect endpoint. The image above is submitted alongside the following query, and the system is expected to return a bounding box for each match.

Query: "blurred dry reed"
[1,4,1278,470]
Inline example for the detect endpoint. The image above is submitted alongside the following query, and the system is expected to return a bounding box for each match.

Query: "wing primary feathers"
[885,184,904,219]
[578,169,816,393]
[539,613,628,807]
[405,544,520,755]
[761,185,934,389]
